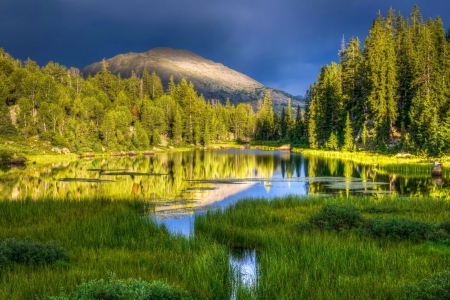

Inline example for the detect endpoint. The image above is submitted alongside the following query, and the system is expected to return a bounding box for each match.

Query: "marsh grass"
[195,195,450,299]
[0,198,231,300]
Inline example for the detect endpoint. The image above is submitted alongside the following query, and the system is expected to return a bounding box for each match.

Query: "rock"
[120,151,127,156]
[51,147,62,154]
[85,153,95,157]
[431,162,443,176]
[395,152,411,158]
[169,146,174,149]
[277,144,291,151]
[212,146,221,150]
[62,148,71,154]
[239,145,245,150]
[128,151,138,156]
[143,151,155,156]
[7,157,27,164]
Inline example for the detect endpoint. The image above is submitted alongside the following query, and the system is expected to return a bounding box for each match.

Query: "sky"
[1,1,449,96]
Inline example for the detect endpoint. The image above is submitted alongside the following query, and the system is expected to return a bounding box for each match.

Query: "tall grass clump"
[0,238,69,268]
[308,204,364,231]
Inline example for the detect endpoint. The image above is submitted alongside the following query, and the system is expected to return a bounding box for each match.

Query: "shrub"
[308,204,364,231]
[362,218,436,242]
[47,273,195,300]
[0,237,69,267]
[406,270,450,299]
[364,205,400,214]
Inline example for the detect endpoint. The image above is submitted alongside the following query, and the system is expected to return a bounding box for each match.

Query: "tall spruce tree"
[364,12,398,144]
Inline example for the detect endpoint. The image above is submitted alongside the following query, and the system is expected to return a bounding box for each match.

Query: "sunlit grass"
[195,195,450,299]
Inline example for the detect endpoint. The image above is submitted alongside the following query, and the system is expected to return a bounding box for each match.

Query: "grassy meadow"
[0,195,449,299]
[0,199,230,299]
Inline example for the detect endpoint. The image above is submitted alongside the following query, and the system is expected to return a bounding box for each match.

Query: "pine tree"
[280,107,287,138]
[342,113,354,151]
[0,77,17,136]
[133,120,149,149]
[172,106,183,145]
[364,12,398,143]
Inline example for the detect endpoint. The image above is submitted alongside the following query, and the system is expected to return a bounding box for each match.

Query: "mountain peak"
[82,47,303,108]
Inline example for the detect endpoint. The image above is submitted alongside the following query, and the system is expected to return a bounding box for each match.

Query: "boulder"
[128,151,138,156]
[62,148,71,154]
[85,153,95,157]
[239,145,245,150]
[431,162,443,176]
[51,147,62,154]
[277,144,291,151]
[395,152,411,158]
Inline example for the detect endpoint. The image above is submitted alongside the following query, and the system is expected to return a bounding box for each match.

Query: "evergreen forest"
[0,5,449,156]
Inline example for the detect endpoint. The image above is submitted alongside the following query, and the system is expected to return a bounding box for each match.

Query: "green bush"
[363,205,401,214]
[0,238,69,267]
[308,204,364,231]
[406,270,450,299]
[361,218,436,242]
[47,274,195,300]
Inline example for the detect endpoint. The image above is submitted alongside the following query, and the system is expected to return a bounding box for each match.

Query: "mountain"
[82,47,304,110]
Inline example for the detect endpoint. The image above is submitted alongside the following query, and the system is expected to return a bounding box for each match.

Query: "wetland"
[0,149,449,299]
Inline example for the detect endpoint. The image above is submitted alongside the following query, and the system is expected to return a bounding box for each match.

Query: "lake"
[0,149,445,235]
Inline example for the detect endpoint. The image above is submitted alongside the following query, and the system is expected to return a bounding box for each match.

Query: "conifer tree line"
[0,50,273,151]
[304,5,450,155]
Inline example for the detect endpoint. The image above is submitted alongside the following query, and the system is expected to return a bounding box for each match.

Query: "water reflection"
[0,150,447,219]
[230,248,257,299]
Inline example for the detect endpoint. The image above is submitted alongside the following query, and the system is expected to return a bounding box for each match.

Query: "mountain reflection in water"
[0,149,446,232]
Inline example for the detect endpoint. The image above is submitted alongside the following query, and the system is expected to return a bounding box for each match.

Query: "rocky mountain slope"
[82,47,303,109]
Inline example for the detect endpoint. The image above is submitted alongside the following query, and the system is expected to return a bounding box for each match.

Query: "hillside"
[82,47,304,109]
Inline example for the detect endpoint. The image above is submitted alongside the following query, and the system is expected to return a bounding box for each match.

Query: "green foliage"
[48,273,194,300]
[342,113,354,151]
[324,132,339,150]
[308,204,364,231]
[361,218,437,242]
[0,237,69,267]
[196,196,450,299]
[406,270,450,300]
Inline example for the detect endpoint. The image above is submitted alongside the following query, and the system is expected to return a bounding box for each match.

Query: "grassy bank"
[195,195,450,299]
[2,195,450,299]
[0,199,230,300]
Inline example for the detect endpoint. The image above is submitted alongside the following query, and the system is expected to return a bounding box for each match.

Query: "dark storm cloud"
[1,0,449,96]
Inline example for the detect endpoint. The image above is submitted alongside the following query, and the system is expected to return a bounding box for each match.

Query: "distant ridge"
[82,47,303,109]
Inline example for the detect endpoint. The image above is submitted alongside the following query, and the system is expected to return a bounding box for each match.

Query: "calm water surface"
[0,149,446,235]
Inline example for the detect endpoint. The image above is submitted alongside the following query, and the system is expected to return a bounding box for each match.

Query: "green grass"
[195,195,450,299]
[2,195,450,299]
[0,199,230,300]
